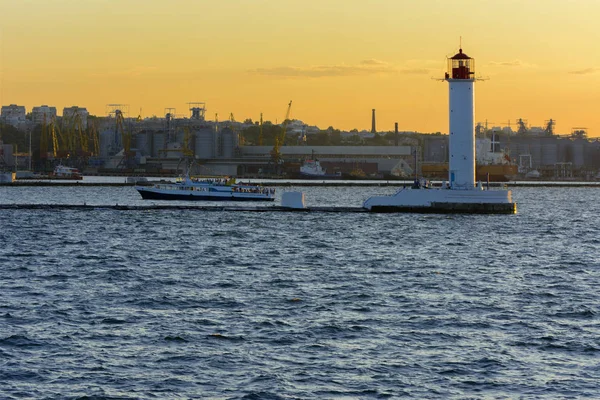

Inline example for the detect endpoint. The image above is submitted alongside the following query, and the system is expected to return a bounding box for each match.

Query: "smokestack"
[371,109,376,133]
[394,122,399,146]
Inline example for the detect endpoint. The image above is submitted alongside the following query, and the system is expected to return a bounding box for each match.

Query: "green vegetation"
[0,123,41,158]
[238,122,441,147]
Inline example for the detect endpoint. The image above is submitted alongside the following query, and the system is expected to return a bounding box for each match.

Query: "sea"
[1,181,599,399]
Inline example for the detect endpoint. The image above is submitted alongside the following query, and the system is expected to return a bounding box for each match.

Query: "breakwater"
[0,203,366,213]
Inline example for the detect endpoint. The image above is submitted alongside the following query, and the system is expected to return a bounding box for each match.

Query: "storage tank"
[511,137,530,163]
[557,138,571,163]
[98,130,113,158]
[586,141,600,169]
[195,128,216,159]
[529,138,542,168]
[507,142,520,162]
[135,132,151,157]
[572,139,585,167]
[220,127,238,158]
[152,132,166,157]
[175,130,185,144]
[540,137,558,166]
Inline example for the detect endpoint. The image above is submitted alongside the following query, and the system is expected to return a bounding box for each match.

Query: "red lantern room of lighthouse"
[445,48,475,80]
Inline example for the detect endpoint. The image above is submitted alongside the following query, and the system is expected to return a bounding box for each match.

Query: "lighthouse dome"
[451,48,471,60]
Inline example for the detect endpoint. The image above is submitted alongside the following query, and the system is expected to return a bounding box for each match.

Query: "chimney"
[394,122,399,146]
[371,109,376,133]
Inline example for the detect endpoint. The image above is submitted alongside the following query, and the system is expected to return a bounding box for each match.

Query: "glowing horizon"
[1,0,599,136]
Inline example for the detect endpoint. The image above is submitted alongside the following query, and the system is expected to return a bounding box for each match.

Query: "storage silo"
[557,138,569,162]
[511,137,530,163]
[195,128,216,159]
[175,130,185,144]
[135,132,151,157]
[541,137,558,166]
[98,130,114,158]
[572,139,585,167]
[152,132,166,157]
[220,127,238,158]
[507,141,519,162]
[589,141,600,169]
[529,138,542,168]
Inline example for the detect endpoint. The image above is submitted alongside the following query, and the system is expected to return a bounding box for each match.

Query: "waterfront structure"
[446,48,475,189]
[363,47,516,213]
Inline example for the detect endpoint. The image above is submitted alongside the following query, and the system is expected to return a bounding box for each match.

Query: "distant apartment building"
[1,104,27,127]
[63,106,89,128]
[31,105,58,124]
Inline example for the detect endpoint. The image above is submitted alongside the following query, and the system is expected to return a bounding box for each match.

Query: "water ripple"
[0,186,599,398]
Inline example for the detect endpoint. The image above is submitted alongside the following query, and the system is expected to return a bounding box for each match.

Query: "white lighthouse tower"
[446,48,476,189]
[363,45,516,213]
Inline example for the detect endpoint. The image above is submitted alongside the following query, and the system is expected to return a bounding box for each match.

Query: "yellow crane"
[40,114,49,160]
[115,110,132,156]
[270,101,292,166]
[183,126,194,158]
[73,114,88,155]
[49,116,61,158]
[89,121,100,156]
[282,100,293,143]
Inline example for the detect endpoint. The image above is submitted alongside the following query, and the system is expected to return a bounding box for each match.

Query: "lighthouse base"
[363,187,516,214]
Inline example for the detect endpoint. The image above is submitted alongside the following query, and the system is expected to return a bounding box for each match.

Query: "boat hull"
[137,188,275,201]
[298,172,342,180]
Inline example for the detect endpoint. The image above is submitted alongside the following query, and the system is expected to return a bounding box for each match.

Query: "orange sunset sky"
[1,0,599,136]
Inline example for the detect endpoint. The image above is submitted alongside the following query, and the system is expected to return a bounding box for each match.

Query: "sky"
[1,0,599,136]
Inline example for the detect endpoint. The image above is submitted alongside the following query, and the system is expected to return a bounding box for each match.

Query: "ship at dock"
[298,159,342,179]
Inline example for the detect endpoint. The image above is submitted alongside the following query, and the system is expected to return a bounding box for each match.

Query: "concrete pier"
[0,204,368,213]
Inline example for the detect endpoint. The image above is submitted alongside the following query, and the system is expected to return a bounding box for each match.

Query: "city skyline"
[1,0,599,136]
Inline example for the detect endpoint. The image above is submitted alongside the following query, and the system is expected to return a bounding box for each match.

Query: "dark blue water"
[1,185,599,398]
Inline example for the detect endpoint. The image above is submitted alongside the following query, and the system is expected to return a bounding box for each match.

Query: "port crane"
[40,114,49,160]
[270,100,292,167]
[182,126,194,158]
[73,113,88,156]
[114,109,136,168]
[89,121,100,156]
[48,116,62,158]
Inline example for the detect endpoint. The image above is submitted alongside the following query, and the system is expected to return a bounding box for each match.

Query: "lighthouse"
[446,48,476,189]
[362,44,516,213]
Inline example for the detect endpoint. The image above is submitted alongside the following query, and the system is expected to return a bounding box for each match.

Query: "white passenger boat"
[299,159,342,179]
[135,175,276,201]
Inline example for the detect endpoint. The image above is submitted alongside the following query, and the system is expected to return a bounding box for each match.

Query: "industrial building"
[2,101,600,179]
[422,130,600,179]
